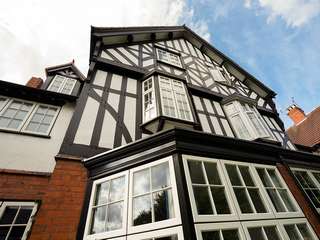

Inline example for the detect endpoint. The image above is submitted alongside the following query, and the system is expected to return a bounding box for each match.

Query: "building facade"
[1,26,320,240]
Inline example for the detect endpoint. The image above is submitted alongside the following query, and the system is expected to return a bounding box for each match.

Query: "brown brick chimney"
[26,77,43,89]
[287,104,306,125]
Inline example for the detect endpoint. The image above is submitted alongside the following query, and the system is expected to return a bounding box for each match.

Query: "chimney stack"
[287,104,306,125]
[26,77,43,89]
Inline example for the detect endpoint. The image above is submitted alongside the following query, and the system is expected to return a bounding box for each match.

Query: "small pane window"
[156,48,182,68]
[48,75,76,95]
[284,223,316,240]
[142,78,157,122]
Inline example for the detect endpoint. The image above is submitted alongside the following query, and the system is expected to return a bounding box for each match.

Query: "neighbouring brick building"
[1,26,320,240]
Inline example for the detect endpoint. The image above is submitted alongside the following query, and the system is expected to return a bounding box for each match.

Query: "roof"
[90,25,276,99]
[45,61,86,81]
[286,106,320,147]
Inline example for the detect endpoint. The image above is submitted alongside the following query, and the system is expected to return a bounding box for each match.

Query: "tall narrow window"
[142,78,157,122]
[48,75,77,95]
[156,48,182,68]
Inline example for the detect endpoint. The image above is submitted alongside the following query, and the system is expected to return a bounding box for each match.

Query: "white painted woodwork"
[110,74,122,91]
[94,70,108,87]
[99,110,116,148]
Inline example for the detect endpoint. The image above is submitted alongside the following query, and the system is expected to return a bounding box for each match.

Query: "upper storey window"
[224,101,270,140]
[48,75,77,95]
[156,48,182,68]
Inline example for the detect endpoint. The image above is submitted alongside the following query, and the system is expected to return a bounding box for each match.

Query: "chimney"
[26,77,43,89]
[287,104,306,125]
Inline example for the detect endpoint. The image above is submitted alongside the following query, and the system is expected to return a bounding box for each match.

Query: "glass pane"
[42,116,54,124]
[264,226,281,240]
[226,165,242,186]
[38,124,50,133]
[133,195,152,226]
[0,117,10,128]
[306,190,320,208]
[0,227,9,240]
[267,170,283,188]
[15,207,32,224]
[3,109,16,118]
[26,122,38,132]
[257,168,273,187]
[211,187,230,214]
[297,224,314,240]
[222,229,240,240]
[248,188,267,213]
[202,231,221,240]
[204,162,221,185]
[109,177,125,202]
[7,226,26,240]
[31,113,43,123]
[8,119,22,129]
[234,188,253,213]
[239,166,255,186]
[312,172,320,184]
[153,190,174,222]
[278,189,296,212]
[193,186,213,214]
[36,106,47,114]
[188,161,205,184]
[248,227,265,240]
[47,108,57,116]
[267,189,286,212]
[95,181,109,205]
[152,162,170,191]
[284,225,301,240]
[15,110,28,120]
[133,169,150,195]
[90,206,106,234]
[0,206,18,224]
[106,202,123,231]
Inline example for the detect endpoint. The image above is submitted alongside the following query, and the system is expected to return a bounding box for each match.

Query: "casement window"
[84,157,181,240]
[156,48,182,68]
[208,66,229,84]
[47,75,77,95]
[127,226,183,240]
[183,156,238,222]
[0,98,60,136]
[292,168,320,213]
[224,101,271,140]
[142,76,193,124]
[195,222,246,240]
[0,201,38,240]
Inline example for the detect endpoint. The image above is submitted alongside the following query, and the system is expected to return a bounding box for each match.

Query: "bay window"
[223,101,271,140]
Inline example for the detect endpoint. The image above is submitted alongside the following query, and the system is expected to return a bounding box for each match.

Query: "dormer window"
[156,48,182,68]
[223,101,270,140]
[48,75,77,95]
[141,75,195,134]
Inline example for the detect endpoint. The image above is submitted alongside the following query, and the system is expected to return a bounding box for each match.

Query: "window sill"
[0,128,51,139]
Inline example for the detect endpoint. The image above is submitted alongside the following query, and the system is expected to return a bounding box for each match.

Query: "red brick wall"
[26,77,43,89]
[30,159,87,240]
[277,163,320,237]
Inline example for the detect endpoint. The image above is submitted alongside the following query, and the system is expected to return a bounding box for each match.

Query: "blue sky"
[0,0,319,127]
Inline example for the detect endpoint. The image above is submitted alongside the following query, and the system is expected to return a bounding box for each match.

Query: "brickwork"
[26,77,44,89]
[277,163,320,237]
[29,159,87,240]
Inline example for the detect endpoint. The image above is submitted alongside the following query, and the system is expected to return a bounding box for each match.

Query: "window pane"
[284,225,301,240]
[264,226,281,240]
[152,162,170,191]
[95,181,109,205]
[106,202,123,231]
[153,190,174,222]
[239,166,255,186]
[133,169,150,195]
[202,231,221,240]
[222,229,240,240]
[297,224,314,240]
[211,187,230,214]
[38,124,50,133]
[0,117,10,128]
[8,119,22,129]
[226,165,242,186]
[234,188,253,213]
[248,227,264,240]
[133,195,152,226]
[91,206,106,234]
[0,226,10,240]
[278,189,296,212]
[156,235,178,240]
[205,162,221,185]
[109,177,125,202]
[267,170,282,188]
[267,189,286,212]
[7,226,25,240]
[0,207,18,224]
[193,186,213,214]
[188,161,205,184]
[248,188,267,213]
[257,169,273,187]
[15,208,32,224]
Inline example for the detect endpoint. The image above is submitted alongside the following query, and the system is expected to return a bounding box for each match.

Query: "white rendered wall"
[0,102,74,173]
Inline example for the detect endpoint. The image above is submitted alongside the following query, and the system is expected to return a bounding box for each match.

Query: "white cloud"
[245,0,320,27]
[0,0,201,85]
[189,20,211,41]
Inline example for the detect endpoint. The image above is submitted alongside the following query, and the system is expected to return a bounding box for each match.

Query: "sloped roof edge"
[45,61,86,81]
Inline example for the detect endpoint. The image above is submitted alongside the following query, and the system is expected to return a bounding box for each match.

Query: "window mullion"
[58,77,67,93]
[149,167,155,223]
[170,80,179,119]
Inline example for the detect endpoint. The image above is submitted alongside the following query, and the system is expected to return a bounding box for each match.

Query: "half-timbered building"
[1,26,320,240]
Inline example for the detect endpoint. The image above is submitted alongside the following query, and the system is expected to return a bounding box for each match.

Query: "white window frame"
[156,48,182,68]
[0,96,9,112]
[84,171,129,240]
[47,75,77,95]
[142,77,158,123]
[21,103,60,136]
[0,201,38,240]
[291,167,320,213]
[280,218,318,240]
[223,101,272,140]
[253,164,303,219]
[221,160,275,220]
[195,222,246,240]
[128,156,181,234]
[158,76,193,122]
[208,65,228,83]
[182,155,238,222]
[127,226,184,240]
[0,98,60,136]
